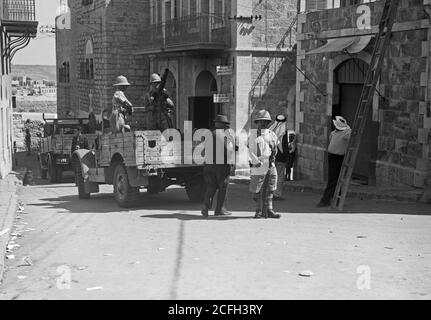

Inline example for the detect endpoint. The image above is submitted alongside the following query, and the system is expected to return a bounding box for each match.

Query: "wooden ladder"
[332,0,400,211]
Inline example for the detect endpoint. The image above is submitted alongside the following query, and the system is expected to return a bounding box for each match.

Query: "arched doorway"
[333,58,378,185]
[189,70,218,129]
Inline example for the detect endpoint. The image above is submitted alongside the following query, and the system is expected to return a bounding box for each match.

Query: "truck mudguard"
[72,149,99,194]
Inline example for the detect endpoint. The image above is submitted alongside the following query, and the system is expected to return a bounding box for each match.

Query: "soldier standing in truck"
[110,75,133,133]
[143,73,176,130]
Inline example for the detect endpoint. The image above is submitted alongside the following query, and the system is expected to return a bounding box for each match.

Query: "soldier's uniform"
[110,76,132,133]
[143,73,176,131]
[249,110,280,219]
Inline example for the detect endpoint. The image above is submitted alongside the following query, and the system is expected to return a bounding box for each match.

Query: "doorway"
[334,58,378,185]
[189,70,218,130]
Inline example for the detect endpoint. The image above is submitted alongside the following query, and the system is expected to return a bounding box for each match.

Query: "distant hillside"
[11,64,56,81]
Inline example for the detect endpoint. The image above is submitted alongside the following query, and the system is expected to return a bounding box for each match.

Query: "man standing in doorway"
[201,115,235,218]
[317,116,351,207]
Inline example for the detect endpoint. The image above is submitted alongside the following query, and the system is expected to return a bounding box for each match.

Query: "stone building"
[0,0,37,178]
[56,0,298,133]
[295,0,431,190]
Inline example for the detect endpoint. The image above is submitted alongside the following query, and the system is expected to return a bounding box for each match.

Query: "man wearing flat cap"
[201,115,235,218]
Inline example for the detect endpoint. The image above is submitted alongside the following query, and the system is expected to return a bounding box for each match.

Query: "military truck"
[71,130,206,208]
[38,115,98,183]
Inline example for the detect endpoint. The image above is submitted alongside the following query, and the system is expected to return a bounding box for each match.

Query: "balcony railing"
[138,14,229,53]
[300,0,373,12]
[2,0,36,21]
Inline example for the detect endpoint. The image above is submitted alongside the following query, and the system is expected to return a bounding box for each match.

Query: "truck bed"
[98,131,200,169]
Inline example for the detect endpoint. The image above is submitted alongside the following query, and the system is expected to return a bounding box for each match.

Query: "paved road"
[0,170,431,300]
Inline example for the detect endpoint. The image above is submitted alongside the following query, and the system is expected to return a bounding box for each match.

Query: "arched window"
[81,39,94,80]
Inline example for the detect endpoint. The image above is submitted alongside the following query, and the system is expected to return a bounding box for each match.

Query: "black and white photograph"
[0,0,430,305]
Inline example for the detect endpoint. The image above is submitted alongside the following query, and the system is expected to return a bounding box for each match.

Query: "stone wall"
[251,0,298,48]
[12,114,44,151]
[250,52,297,129]
[0,74,13,179]
[57,0,149,119]
[296,0,431,187]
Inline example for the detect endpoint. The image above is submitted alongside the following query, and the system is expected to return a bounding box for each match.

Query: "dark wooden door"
[339,83,373,182]
[188,96,215,130]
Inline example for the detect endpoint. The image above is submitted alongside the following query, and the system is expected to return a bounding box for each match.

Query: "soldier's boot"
[253,193,264,219]
[265,193,280,219]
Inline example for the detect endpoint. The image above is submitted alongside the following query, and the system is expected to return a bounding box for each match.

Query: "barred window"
[81,39,94,80]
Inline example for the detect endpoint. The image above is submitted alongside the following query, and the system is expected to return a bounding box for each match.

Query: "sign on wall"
[216,66,233,76]
[213,94,231,103]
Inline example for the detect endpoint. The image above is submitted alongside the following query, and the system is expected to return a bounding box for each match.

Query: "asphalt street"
[0,170,430,300]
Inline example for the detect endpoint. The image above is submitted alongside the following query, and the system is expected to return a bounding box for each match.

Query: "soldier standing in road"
[249,110,281,219]
[201,115,235,218]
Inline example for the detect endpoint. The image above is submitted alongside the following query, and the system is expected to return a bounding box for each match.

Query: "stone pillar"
[421,0,431,202]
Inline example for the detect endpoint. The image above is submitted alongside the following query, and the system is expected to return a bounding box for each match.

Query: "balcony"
[2,0,38,37]
[137,14,230,55]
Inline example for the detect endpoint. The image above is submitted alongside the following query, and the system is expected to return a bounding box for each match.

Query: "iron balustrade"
[139,14,229,52]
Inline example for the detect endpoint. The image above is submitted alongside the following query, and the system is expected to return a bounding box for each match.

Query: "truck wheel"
[48,159,58,183]
[185,175,206,202]
[113,164,140,208]
[74,162,90,199]
[39,164,48,180]
[56,168,63,183]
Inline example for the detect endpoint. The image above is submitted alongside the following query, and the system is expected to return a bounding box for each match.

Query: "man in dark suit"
[201,115,235,218]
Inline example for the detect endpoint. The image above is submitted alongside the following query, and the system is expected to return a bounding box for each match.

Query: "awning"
[306,36,372,55]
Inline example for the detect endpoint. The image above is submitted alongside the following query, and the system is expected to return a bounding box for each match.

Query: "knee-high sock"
[253,193,262,212]
[266,192,274,211]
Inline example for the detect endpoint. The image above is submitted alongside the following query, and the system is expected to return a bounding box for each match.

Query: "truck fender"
[71,149,99,194]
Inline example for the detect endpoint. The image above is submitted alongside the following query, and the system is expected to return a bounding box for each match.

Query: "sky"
[13,0,60,66]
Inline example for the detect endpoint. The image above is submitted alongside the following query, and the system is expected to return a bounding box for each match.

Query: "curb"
[0,173,22,284]
[230,177,422,203]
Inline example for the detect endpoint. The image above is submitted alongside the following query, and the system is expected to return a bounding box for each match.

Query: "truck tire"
[48,158,58,183]
[185,174,206,202]
[113,164,140,208]
[39,164,48,180]
[74,162,90,199]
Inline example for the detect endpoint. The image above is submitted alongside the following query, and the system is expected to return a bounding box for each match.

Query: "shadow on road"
[141,213,255,221]
[26,185,431,217]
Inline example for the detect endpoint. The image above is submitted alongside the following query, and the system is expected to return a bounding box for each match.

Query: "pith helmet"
[150,73,162,83]
[113,75,130,86]
[253,109,272,123]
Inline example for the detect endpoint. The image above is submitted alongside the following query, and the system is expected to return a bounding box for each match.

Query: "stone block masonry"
[295,0,431,189]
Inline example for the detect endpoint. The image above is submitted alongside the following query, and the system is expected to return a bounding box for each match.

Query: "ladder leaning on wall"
[331,0,400,211]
